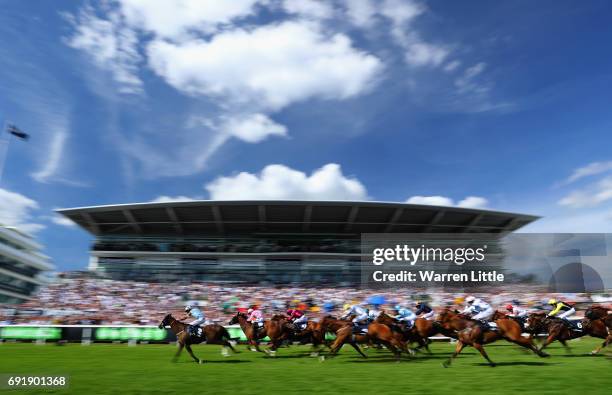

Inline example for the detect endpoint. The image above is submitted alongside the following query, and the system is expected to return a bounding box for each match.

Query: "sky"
[1,0,612,271]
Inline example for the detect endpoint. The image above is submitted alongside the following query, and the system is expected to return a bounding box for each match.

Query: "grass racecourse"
[0,339,610,395]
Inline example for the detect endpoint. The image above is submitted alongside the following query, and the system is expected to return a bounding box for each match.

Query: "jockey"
[506,304,528,318]
[462,296,494,323]
[415,301,435,320]
[341,304,369,325]
[183,304,205,336]
[394,305,416,328]
[286,308,307,331]
[247,307,264,337]
[547,299,576,321]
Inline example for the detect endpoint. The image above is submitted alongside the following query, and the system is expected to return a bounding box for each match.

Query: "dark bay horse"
[442,310,548,367]
[158,314,238,363]
[527,312,611,355]
[228,312,289,355]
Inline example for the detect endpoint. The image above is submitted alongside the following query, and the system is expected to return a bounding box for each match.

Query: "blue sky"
[1,0,611,271]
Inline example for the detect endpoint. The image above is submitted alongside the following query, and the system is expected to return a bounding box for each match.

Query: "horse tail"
[220,326,240,341]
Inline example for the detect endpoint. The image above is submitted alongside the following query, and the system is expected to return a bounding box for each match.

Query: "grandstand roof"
[56,200,538,237]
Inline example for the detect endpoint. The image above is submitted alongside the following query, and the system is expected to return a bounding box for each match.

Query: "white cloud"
[454,62,488,94]
[220,113,287,143]
[66,5,143,94]
[444,60,461,72]
[406,195,454,206]
[457,196,489,209]
[379,0,424,31]
[343,0,376,28]
[205,163,368,200]
[406,195,488,208]
[558,176,612,208]
[151,195,195,203]
[405,42,449,67]
[51,215,76,227]
[0,188,45,234]
[283,0,334,20]
[119,0,260,38]
[31,129,68,183]
[147,21,382,110]
[563,161,612,185]
[376,0,449,68]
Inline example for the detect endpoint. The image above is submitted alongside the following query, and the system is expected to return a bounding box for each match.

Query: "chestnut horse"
[437,308,475,336]
[158,314,238,363]
[527,312,611,355]
[324,317,413,361]
[585,305,611,326]
[442,310,548,367]
[318,316,368,359]
[228,312,290,355]
[375,312,433,353]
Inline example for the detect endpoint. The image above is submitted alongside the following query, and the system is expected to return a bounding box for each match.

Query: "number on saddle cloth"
[189,325,203,338]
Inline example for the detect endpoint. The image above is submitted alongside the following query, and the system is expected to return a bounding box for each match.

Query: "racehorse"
[585,305,611,323]
[437,308,474,336]
[375,312,433,353]
[527,312,611,355]
[318,316,368,359]
[228,312,289,355]
[290,320,328,356]
[442,310,548,367]
[158,314,238,363]
[324,316,413,361]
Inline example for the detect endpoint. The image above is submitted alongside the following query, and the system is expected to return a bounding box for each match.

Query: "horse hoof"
[442,362,449,368]
[319,356,326,362]
[198,359,203,364]
[490,363,496,368]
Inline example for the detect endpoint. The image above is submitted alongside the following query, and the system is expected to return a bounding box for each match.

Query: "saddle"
[550,317,583,332]
[352,322,368,334]
[565,319,584,332]
[188,325,204,338]
[477,321,497,331]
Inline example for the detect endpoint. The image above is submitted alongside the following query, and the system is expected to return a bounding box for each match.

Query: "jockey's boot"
[188,325,198,337]
[479,320,491,330]
[563,318,580,331]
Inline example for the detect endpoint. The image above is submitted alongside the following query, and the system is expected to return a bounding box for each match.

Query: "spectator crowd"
[0,272,608,326]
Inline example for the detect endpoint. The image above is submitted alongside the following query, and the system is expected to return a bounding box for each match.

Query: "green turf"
[0,339,610,395]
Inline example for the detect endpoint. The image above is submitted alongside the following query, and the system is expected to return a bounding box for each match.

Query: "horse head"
[492,310,508,321]
[228,312,246,325]
[158,313,173,329]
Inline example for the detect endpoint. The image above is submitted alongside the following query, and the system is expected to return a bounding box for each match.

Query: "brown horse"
[228,312,289,355]
[318,316,368,359]
[527,312,611,355]
[437,308,475,336]
[158,314,238,363]
[291,320,328,356]
[325,317,412,361]
[585,305,611,324]
[442,310,548,367]
[375,312,432,353]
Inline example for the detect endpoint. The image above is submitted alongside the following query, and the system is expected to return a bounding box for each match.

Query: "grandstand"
[56,201,537,283]
[0,225,53,304]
